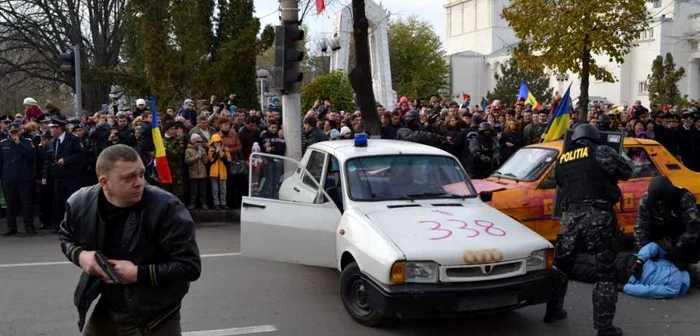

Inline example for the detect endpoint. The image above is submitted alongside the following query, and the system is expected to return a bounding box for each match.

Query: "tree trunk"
[348,0,381,137]
[579,34,591,121]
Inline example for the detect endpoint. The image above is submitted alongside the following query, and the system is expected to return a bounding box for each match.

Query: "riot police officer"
[635,176,700,270]
[0,123,37,235]
[551,123,633,336]
[596,114,612,131]
[395,110,450,147]
[468,122,500,179]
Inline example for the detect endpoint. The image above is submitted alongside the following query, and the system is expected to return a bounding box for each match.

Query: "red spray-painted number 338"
[420,219,506,241]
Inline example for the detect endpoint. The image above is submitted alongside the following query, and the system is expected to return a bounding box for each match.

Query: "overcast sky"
[253,0,446,49]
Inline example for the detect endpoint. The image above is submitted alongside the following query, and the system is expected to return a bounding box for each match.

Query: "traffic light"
[59,50,75,76]
[273,23,305,94]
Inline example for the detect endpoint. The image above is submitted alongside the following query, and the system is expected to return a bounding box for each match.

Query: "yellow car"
[472,138,700,241]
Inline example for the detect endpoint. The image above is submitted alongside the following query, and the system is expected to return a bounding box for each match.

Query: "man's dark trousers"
[51,178,82,230]
[3,181,34,232]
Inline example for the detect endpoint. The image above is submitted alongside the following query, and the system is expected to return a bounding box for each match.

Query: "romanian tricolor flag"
[543,84,572,143]
[518,81,541,110]
[150,97,172,184]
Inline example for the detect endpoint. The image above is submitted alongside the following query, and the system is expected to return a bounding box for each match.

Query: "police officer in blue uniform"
[1,123,37,235]
[41,117,85,232]
[551,124,633,336]
[0,115,11,141]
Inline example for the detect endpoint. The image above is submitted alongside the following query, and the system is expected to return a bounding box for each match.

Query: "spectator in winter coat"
[185,134,209,210]
[23,97,43,123]
[381,110,403,140]
[303,117,327,150]
[499,119,524,162]
[178,99,198,125]
[208,134,231,210]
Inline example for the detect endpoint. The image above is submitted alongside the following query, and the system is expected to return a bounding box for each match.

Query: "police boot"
[543,309,567,324]
[597,326,623,336]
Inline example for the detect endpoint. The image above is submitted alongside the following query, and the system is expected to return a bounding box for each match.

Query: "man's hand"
[109,259,138,285]
[57,158,65,166]
[11,134,20,144]
[631,259,644,279]
[78,251,110,281]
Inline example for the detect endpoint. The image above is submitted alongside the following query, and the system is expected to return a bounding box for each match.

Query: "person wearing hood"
[208,133,231,210]
[624,242,695,299]
[134,98,149,116]
[635,176,700,271]
[396,96,411,117]
[23,97,43,123]
[339,126,353,140]
[185,133,209,210]
[178,99,198,125]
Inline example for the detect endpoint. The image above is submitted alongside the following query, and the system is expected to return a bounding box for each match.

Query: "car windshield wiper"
[402,192,468,200]
[494,171,517,178]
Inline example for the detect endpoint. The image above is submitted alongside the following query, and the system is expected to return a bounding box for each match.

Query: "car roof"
[530,138,661,151]
[309,139,451,161]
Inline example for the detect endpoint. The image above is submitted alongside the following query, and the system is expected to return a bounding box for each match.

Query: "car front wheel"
[340,262,386,327]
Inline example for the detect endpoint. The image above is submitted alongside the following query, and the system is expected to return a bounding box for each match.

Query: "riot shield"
[552,130,625,219]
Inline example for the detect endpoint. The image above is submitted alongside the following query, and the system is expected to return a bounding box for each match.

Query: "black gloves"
[631,259,644,279]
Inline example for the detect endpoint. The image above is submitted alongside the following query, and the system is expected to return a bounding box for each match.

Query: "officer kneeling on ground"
[634,176,700,274]
[550,124,633,336]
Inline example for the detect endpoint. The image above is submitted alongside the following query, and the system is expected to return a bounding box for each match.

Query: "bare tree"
[349,0,380,136]
[0,0,127,114]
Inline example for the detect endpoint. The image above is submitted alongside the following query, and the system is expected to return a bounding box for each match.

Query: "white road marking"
[0,252,241,268]
[182,325,278,336]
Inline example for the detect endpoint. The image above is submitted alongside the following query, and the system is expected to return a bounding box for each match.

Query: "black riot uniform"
[395,110,449,147]
[635,176,700,270]
[0,124,37,235]
[596,114,612,132]
[468,122,501,179]
[551,124,633,336]
[42,118,85,232]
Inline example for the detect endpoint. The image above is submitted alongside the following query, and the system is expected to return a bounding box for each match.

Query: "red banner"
[316,0,325,14]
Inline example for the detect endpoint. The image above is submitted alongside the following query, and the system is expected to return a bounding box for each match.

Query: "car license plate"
[458,295,519,312]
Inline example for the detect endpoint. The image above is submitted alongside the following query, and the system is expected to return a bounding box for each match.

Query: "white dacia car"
[241,138,563,326]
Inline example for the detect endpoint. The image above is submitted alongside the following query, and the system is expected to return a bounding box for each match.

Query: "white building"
[445,0,700,108]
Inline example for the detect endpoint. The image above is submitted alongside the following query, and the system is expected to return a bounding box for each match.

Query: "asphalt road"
[0,224,698,336]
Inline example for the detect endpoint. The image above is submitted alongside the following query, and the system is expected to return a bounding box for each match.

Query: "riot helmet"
[478,122,494,135]
[571,123,600,144]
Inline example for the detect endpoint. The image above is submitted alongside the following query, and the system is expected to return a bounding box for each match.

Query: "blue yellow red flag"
[518,81,541,110]
[543,84,572,142]
[150,97,172,184]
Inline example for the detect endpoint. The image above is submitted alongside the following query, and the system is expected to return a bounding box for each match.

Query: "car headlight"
[390,261,440,284]
[526,249,554,272]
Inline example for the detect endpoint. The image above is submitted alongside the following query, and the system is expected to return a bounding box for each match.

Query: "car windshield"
[493,147,558,182]
[345,155,477,201]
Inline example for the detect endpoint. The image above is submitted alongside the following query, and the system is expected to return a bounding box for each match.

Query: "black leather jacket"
[59,185,201,332]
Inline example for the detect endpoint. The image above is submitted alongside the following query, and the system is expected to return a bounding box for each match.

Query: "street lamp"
[257,69,269,112]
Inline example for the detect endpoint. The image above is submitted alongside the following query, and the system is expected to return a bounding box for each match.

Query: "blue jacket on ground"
[623,242,690,299]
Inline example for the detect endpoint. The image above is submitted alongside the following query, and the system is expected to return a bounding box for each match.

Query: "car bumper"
[362,269,563,319]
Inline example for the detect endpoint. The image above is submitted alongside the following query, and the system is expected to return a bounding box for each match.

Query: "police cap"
[48,117,67,128]
[8,123,21,133]
[0,115,11,123]
[571,123,600,143]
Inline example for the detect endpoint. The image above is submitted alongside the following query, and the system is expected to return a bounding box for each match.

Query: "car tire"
[340,262,386,327]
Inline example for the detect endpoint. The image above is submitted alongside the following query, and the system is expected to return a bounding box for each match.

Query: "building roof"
[310,139,451,161]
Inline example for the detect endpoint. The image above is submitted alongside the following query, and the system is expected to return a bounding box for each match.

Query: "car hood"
[362,203,551,266]
[471,179,523,193]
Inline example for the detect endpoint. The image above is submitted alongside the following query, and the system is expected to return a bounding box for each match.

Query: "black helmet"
[478,122,494,134]
[647,176,678,205]
[597,114,611,124]
[571,123,600,143]
[404,109,420,122]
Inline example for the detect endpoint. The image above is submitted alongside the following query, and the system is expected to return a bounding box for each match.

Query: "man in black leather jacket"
[59,144,201,335]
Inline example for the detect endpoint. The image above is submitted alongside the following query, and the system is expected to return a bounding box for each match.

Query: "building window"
[652,0,661,8]
[691,40,699,51]
[640,28,654,40]
[638,81,649,94]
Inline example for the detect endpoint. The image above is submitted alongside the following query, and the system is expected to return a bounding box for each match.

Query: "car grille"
[439,260,525,283]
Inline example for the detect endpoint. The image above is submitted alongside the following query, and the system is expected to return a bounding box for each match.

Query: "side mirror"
[479,191,493,203]
[539,179,556,190]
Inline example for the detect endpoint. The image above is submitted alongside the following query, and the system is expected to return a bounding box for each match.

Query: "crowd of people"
[2,92,700,236]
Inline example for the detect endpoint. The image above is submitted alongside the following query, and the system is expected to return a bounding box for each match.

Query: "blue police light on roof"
[354,132,368,147]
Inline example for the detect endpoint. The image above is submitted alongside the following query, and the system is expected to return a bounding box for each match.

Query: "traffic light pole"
[280,0,302,162]
[73,44,82,120]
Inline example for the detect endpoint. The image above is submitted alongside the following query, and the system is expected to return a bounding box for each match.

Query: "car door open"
[241,153,342,268]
